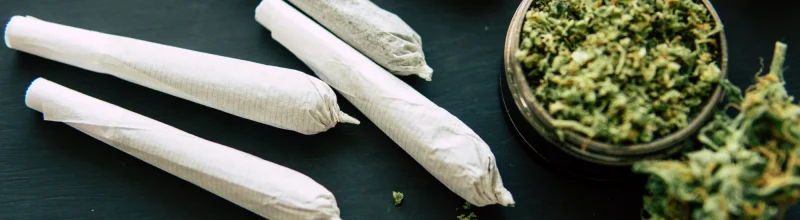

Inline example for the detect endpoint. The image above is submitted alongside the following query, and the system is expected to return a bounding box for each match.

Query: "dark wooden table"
[0,0,797,219]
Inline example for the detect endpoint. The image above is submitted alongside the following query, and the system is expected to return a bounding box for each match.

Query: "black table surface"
[0,0,798,219]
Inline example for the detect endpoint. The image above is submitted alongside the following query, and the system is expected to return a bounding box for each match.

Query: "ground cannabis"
[634,42,800,220]
[455,201,477,219]
[392,191,404,206]
[516,0,723,144]
[457,212,478,220]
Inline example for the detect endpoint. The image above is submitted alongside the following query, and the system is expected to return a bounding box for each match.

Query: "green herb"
[457,212,478,220]
[392,191,404,206]
[456,200,477,219]
[634,42,800,220]
[516,0,722,144]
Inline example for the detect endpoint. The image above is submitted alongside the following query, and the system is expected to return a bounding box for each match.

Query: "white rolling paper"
[255,0,514,207]
[286,0,433,81]
[5,15,358,135]
[25,78,342,220]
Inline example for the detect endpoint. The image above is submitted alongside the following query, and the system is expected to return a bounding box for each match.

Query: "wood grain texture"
[0,0,797,219]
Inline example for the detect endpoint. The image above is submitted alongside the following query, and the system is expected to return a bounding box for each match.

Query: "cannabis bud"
[634,42,800,220]
[517,0,723,144]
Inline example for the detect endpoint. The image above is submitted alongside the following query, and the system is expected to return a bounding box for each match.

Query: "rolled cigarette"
[256,0,514,207]
[286,0,434,80]
[5,15,359,135]
[25,77,342,220]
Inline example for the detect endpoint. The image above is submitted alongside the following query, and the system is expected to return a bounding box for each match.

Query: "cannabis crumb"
[456,201,476,219]
[392,191,404,206]
[457,212,478,220]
